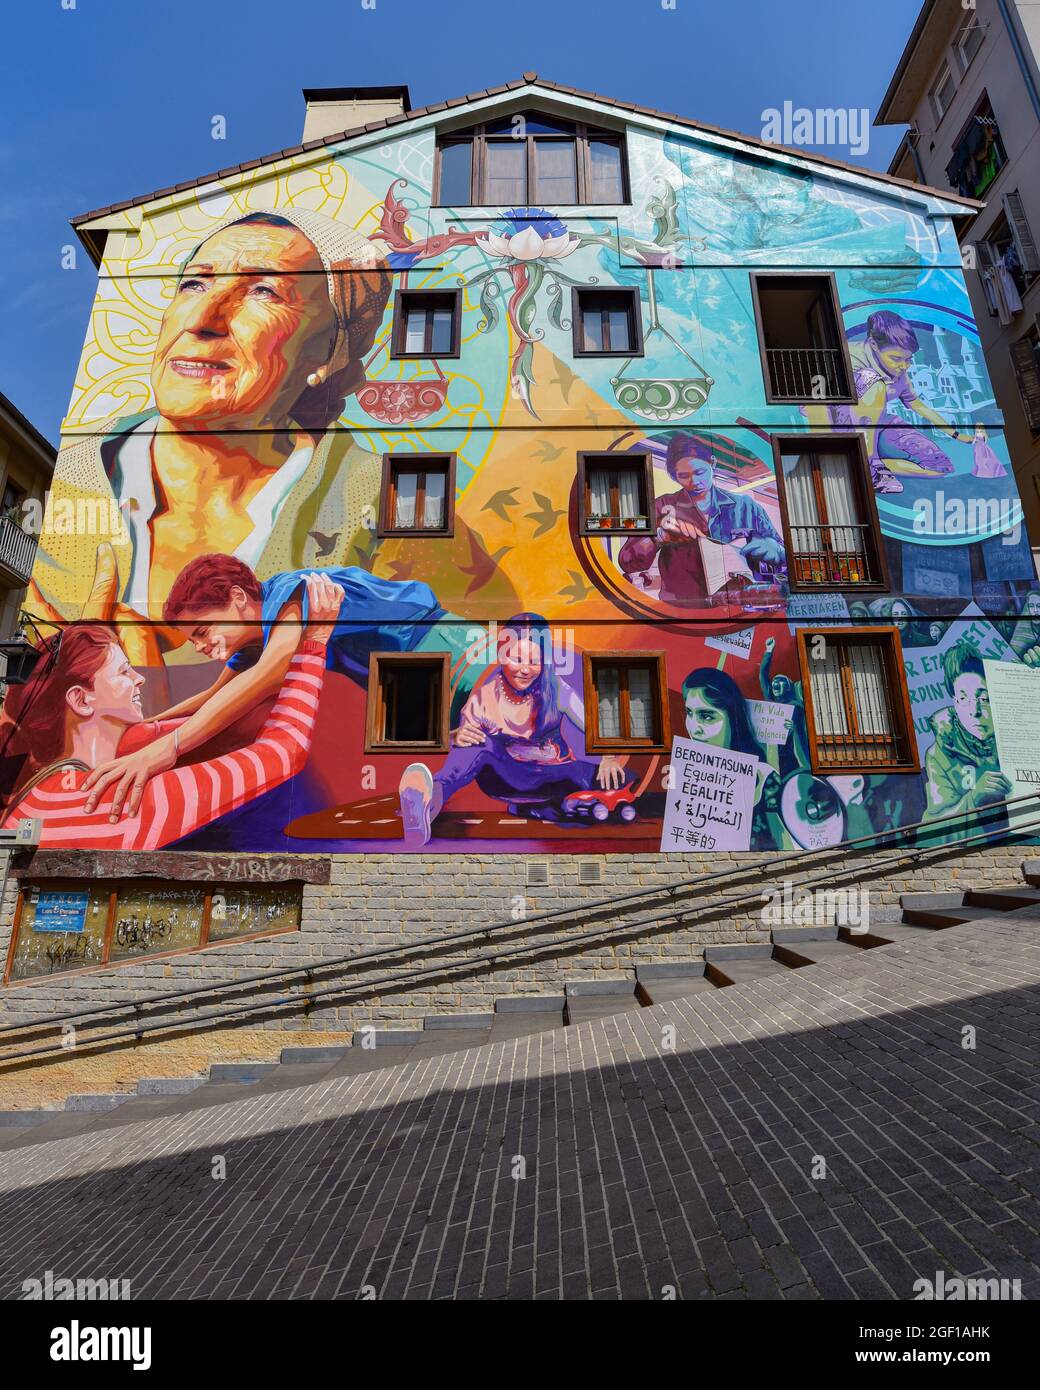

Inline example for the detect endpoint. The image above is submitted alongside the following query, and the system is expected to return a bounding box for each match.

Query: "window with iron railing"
[752,275,852,403]
[777,441,886,589]
[799,629,916,773]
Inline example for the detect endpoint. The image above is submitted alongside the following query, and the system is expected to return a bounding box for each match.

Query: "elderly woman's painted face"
[68,643,145,727]
[153,223,336,425]
[953,672,992,740]
[684,687,730,745]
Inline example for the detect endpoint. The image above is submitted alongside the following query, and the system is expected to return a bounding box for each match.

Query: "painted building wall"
[4,94,1038,859]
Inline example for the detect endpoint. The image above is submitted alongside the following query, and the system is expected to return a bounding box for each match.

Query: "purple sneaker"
[399,763,434,848]
[870,459,903,494]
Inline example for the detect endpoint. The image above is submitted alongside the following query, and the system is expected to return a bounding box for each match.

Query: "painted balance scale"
[612,272,714,422]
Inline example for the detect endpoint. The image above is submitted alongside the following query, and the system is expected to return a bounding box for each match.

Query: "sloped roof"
[71,71,982,246]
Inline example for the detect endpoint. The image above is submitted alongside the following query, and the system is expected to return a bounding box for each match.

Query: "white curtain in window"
[597,666,621,738]
[807,647,849,736]
[422,471,446,529]
[783,453,821,551]
[394,472,418,528]
[627,666,653,739]
[616,469,642,522]
[849,644,892,736]
[818,452,860,553]
[589,468,611,516]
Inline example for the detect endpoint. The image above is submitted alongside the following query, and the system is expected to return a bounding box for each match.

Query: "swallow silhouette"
[459,531,510,596]
[532,441,564,463]
[551,360,577,402]
[525,492,564,538]
[482,488,520,522]
[348,531,380,571]
[308,530,341,558]
[561,570,593,604]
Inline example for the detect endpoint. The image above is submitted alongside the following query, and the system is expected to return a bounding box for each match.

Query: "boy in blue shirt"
[82,552,486,819]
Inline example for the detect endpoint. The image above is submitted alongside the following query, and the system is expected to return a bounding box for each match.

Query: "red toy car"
[560,784,639,823]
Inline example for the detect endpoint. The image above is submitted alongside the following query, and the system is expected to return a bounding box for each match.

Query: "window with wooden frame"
[577,452,654,535]
[572,288,642,357]
[583,653,669,753]
[1010,325,1040,434]
[773,437,888,590]
[379,454,455,536]
[929,62,956,124]
[433,112,628,207]
[366,652,450,753]
[751,273,853,404]
[797,628,917,774]
[391,289,461,359]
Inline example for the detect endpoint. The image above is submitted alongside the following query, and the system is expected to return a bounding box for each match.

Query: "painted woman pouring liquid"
[398,614,629,848]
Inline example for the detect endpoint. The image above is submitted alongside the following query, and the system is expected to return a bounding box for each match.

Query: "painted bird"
[561,570,593,605]
[482,488,520,522]
[459,530,511,596]
[532,440,564,464]
[525,492,564,538]
[550,360,577,403]
[308,530,341,558]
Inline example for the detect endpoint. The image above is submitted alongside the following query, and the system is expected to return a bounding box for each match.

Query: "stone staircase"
[4,861,1040,1150]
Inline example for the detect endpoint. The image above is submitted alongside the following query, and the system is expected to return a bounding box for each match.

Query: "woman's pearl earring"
[307,372,323,388]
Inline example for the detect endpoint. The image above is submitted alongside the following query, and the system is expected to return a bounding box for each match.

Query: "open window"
[391,289,461,359]
[946,93,1007,199]
[572,288,642,357]
[379,454,455,536]
[975,193,1040,312]
[366,653,450,753]
[434,111,628,206]
[751,274,853,402]
[1010,326,1040,434]
[774,436,888,590]
[577,452,654,535]
[798,628,917,774]
[583,653,669,753]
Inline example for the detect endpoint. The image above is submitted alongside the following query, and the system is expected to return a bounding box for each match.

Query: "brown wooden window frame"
[390,288,462,360]
[378,453,457,538]
[771,434,890,593]
[576,451,655,537]
[749,271,856,405]
[796,626,919,776]
[582,651,670,754]
[365,651,451,754]
[571,287,643,358]
[3,880,302,987]
[432,115,630,208]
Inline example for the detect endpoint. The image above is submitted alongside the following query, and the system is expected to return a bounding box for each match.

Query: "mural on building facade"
[2,112,1037,854]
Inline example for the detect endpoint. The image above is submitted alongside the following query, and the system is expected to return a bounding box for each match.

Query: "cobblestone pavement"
[0,914,1038,1300]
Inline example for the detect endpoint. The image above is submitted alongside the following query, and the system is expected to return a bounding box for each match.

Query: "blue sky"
[2,0,921,444]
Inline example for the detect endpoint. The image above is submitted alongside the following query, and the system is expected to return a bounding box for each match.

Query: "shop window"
[578,453,653,535]
[392,290,461,359]
[380,454,455,536]
[751,274,852,402]
[775,438,887,589]
[366,653,450,752]
[583,653,669,752]
[798,628,917,774]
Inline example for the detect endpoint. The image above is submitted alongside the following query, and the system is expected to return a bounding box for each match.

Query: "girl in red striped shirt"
[2,573,342,851]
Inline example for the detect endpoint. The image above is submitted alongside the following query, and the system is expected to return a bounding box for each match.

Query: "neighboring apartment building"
[0,392,54,647]
[4,74,1040,985]
[878,0,1040,538]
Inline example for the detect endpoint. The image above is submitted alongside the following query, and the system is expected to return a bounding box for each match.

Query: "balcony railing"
[0,516,38,584]
[789,523,879,586]
[766,346,850,401]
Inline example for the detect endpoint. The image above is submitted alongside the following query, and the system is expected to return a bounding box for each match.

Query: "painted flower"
[478,207,580,261]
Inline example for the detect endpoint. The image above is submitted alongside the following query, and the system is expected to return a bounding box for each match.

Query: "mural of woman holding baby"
[398,614,631,848]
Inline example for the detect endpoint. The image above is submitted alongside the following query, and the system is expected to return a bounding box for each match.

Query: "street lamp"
[0,612,55,686]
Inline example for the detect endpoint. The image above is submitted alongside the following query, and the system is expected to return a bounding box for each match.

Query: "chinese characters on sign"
[659,736,759,853]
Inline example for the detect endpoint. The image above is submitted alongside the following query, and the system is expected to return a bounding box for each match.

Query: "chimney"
[301,85,411,143]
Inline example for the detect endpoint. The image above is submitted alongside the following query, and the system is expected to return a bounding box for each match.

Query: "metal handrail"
[1,788,1037,1063]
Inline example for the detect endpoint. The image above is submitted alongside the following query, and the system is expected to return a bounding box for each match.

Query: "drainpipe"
[996,0,1040,122]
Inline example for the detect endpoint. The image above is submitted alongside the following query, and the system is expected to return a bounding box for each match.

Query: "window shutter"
[1010,335,1040,432]
[1002,192,1040,276]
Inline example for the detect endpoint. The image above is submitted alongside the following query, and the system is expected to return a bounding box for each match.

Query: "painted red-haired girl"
[1,573,343,850]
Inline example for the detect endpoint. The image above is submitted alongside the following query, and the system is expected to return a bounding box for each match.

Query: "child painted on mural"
[813,310,975,495]
[920,641,1011,845]
[80,553,489,819]
[398,614,630,849]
